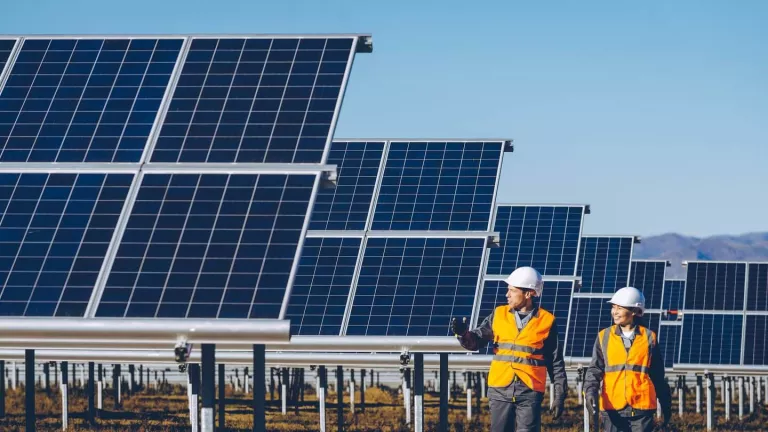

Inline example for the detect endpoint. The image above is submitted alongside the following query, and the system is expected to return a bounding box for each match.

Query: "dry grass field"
[0,383,765,431]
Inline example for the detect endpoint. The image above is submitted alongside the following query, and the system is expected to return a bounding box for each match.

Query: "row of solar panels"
[0,36,369,164]
[0,35,765,370]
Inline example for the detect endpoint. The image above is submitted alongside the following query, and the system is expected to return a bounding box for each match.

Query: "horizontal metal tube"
[282,336,468,353]
[0,319,291,346]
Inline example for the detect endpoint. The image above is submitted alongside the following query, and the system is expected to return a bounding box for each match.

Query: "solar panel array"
[675,261,768,366]
[0,34,371,319]
[285,140,509,337]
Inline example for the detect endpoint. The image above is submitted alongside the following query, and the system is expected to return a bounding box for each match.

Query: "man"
[583,287,671,432]
[451,266,567,432]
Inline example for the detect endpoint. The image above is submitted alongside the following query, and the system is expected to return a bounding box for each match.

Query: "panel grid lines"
[684,262,746,311]
[662,279,685,314]
[658,324,681,368]
[628,260,667,310]
[309,141,385,231]
[151,37,356,164]
[487,205,584,276]
[747,263,768,311]
[576,236,633,294]
[0,38,183,163]
[565,297,613,358]
[94,172,316,319]
[0,172,133,317]
[744,315,768,365]
[371,141,503,231]
[678,313,743,365]
[286,236,362,336]
[345,237,485,336]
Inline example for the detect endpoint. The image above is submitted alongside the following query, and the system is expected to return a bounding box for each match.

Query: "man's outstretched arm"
[454,312,494,351]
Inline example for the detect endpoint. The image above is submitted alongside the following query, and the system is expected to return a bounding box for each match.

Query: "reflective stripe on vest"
[487,305,554,393]
[599,325,657,411]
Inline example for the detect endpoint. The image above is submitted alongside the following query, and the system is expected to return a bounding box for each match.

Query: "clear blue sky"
[2,0,766,238]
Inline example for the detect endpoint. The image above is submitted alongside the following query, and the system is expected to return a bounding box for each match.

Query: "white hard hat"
[607,287,646,314]
[504,266,544,297]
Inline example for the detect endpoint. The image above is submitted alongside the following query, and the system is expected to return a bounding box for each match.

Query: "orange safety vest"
[598,325,657,411]
[487,305,554,393]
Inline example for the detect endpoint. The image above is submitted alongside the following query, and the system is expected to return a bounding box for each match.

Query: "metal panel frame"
[0,33,372,40]
[320,37,365,165]
[140,37,190,164]
[0,37,21,94]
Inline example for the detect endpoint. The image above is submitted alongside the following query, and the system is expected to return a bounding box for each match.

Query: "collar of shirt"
[511,306,538,331]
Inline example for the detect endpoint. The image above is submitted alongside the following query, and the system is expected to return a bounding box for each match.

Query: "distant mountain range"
[632,232,768,278]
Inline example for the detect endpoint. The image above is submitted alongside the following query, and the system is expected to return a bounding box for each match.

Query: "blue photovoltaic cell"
[94,173,316,319]
[371,141,503,231]
[486,205,583,276]
[309,141,384,231]
[744,315,768,365]
[628,261,667,310]
[679,314,742,365]
[746,263,768,311]
[642,312,661,334]
[662,280,684,314]
[0,172,132,317]
[476,280,573,354]
[684,262,746,311]
[0,38,182,163]
[658,324,681,368]
[565,297,613,358]
[285,236,361,336]
[576,237,633,294]
[346,237,485,336]
[0,39,16,75]
[151,37,355,164]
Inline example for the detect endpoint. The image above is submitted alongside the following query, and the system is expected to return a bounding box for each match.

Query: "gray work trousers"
[489,381,544,432]
[600,409,655,432]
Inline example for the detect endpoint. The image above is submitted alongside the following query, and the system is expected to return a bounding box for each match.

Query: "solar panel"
[662,279,685,315]
[641,312,661,333]
[0,38,183,163]
[658,324,681,368]
[285,236,362,335]
[576,236,634,294]
[0,39,16,77]
[746,263,768,311]
[308,141,384,231]
[370,141,505,231]
[150,37,362,164]
[345,236,485,337]
[564,296,613,358]
[628,260,667,310]
[94,173,317,319]
[743,315,768,365]
[486,205,585,277]
[476,279,573,354]
[684,262,746,311]
[678,313,743,365]
[0,172,133,317]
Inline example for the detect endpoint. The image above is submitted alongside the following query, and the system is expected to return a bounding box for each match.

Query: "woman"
[583,287,672,432]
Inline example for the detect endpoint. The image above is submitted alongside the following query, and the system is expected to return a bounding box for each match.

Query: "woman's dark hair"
[634,312,648,329]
